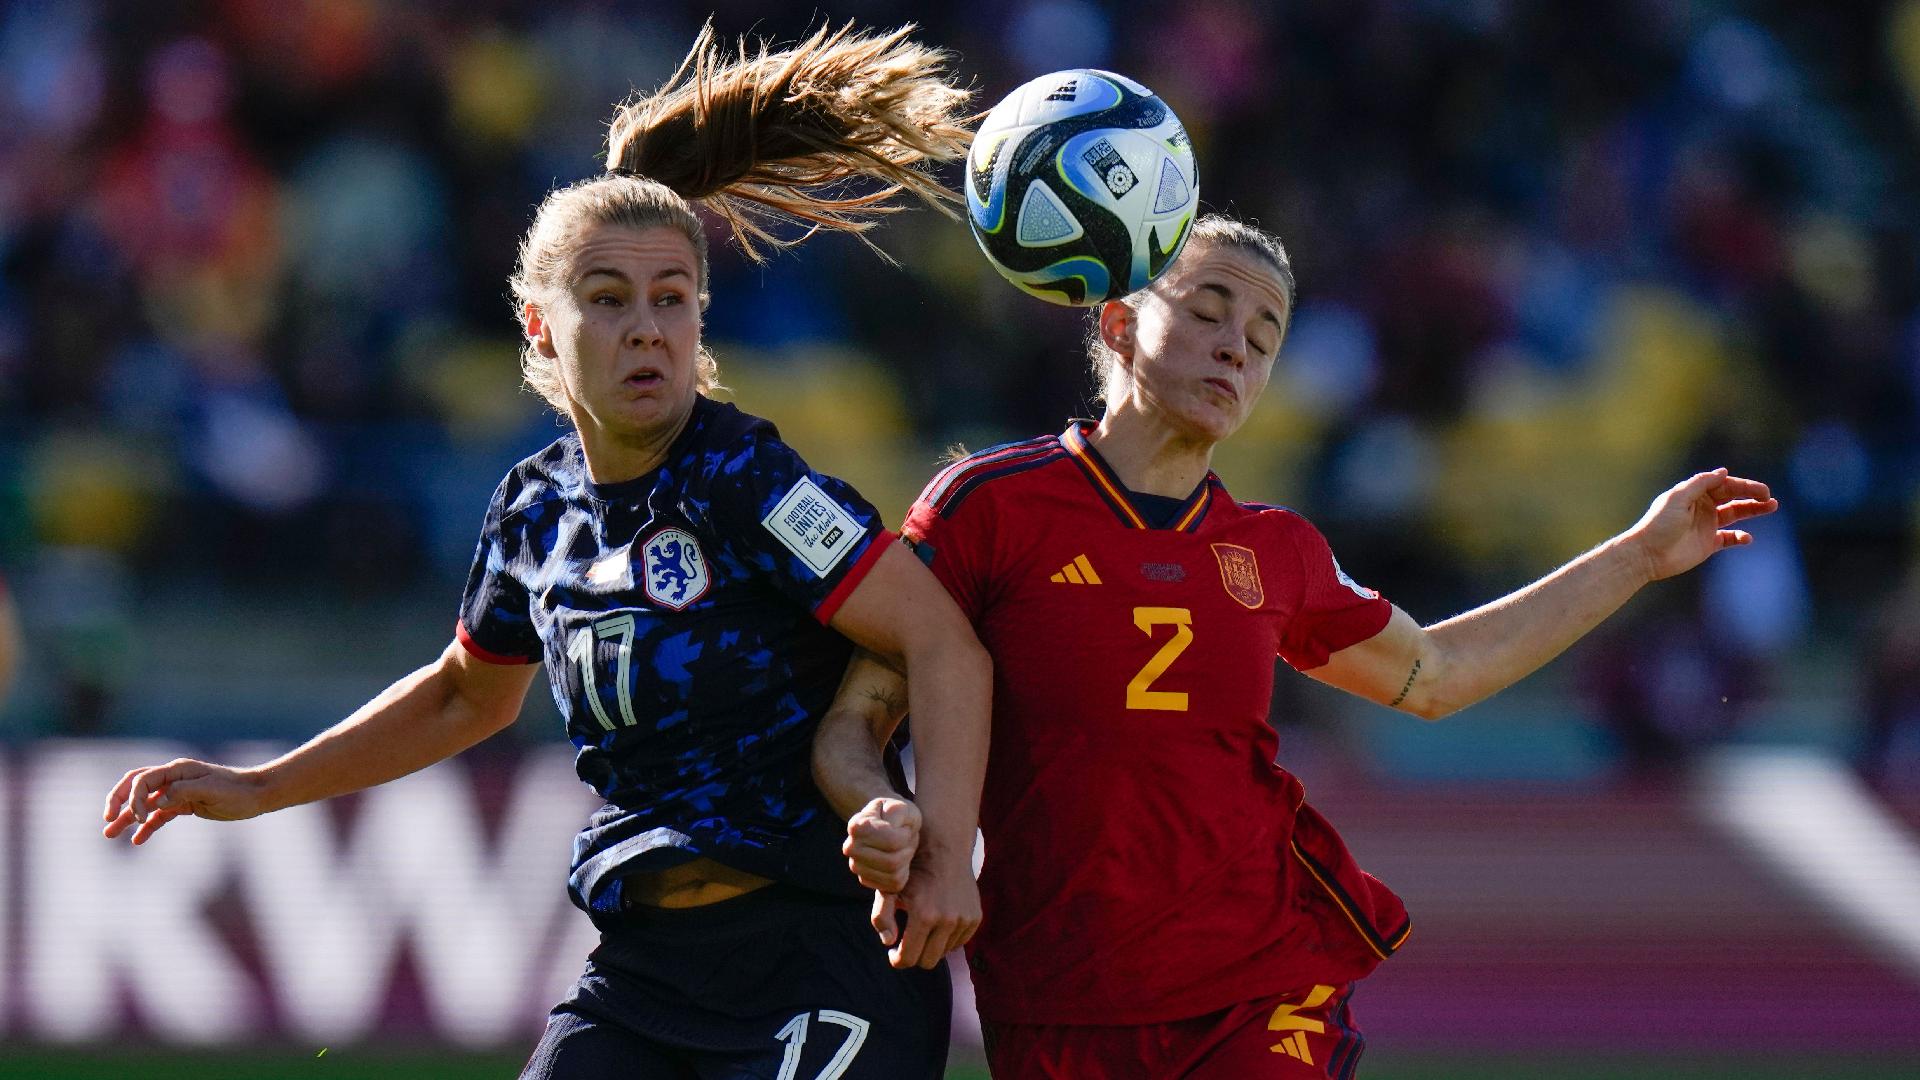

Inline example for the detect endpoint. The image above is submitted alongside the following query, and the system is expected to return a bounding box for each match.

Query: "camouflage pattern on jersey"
[458,396,889,915]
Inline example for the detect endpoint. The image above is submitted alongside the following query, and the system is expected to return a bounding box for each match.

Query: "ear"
[1096,300,1136,362]
[523,301,558,360]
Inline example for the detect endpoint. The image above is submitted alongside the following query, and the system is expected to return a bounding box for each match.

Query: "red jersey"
[903,422,1411,1026]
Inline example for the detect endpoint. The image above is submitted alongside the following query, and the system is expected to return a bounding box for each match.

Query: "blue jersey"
[457,396,892,916]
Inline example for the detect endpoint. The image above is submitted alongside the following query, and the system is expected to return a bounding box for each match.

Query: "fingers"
[847,814,917,854]
[918,910,979,967]
[102,805,139,839]
[126,766,168,824]
[129,807,187,846]
[887,870,983,970]
[847,854,911,893]
[845,797,921,892]
[870,890,899,947]
[103,769,141,822]
[888,904,935,970]
[1718,529,1754,548]
[105,760,217,840]
[1716,497,1778,526]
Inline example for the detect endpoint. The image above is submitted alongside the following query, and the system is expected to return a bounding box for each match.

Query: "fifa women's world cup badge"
[1211,543,1264,609]
[643,528,710,610]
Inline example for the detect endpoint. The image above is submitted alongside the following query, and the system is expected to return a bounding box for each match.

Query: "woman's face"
[525,222,704,451]
[1104,241,1291,444]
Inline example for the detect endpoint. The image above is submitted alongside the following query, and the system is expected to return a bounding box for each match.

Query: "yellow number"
[1127,607,1192,711]
[1267,985,1335,1033]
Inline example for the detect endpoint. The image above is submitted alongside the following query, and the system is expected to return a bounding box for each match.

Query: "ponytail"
[512,20,973,412]
[606,19,973,259]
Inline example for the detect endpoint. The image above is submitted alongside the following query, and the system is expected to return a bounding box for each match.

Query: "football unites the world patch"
[1211,543,1264,609]
[642,528,709,610]
[762,477,864,578]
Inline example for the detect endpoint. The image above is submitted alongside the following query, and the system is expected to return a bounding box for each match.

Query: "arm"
[103,640,539,845]
[814,647,910,822]
[1312,469,1776,720]
[814,649,926,948]
[827,542,991,969]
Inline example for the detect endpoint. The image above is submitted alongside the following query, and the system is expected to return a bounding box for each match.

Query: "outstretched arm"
[103,640,539,844]
[1312,469,1776,719]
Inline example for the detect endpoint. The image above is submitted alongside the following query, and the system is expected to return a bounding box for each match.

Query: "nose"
[1214,336,1245,368]
[627,313,665,351]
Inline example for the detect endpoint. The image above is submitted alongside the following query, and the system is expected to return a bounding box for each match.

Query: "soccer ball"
[966,69,1198,306]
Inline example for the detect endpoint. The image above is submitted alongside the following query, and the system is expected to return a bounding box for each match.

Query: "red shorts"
[982,983,1363,1080]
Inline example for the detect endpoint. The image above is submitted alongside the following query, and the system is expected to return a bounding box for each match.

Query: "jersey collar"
[1059,420,1215,532]
[582,395,718,505]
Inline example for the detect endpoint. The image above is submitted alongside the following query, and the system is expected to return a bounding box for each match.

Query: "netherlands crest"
[642,528,709,610]
[1211,543,1264,610]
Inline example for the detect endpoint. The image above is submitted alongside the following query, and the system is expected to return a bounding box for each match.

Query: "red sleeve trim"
[456,620,537,665]
[813,528,897,627]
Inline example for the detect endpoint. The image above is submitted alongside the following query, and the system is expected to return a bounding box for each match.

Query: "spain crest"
[642,528,710,610]
[1211,543,1264,610]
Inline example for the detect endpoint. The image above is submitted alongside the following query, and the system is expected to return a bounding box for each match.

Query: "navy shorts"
[520,883,951,1080]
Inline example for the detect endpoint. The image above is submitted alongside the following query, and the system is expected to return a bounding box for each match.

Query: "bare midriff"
[623,857,774,908]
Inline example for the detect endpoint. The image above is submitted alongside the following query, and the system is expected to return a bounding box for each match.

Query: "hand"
[877,845,981,971]
[102,758,272,846]
[1624,468,1778,582]
[844,796,921,893]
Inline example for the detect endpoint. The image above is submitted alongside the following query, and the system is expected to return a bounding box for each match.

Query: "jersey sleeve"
[901,482,993,624]
[456,475,542,665]
[1277,515,1394,671]
[704,432,892,625]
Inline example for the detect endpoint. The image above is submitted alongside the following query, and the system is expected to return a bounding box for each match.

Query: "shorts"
[521,882,952,1079]
[982,982,1362,1080]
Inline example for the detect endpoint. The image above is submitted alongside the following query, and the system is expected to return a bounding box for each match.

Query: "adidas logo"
[1271,1031,1314,1065]
[1049,554,1102,585]
[1268,985,1334,1066]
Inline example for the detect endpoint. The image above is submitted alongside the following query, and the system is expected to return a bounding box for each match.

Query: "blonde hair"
[511,21,973,412]
[1085,214,1299,406]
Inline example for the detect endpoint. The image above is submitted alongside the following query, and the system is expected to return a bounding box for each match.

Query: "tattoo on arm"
[863,683,907,719]
[1387,658,1422,708]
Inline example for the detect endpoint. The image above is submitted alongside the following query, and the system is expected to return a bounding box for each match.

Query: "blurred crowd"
[0,1,1915,782]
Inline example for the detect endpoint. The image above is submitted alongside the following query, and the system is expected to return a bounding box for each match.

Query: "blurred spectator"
[1862,564,1920,789]
[0,569,18,708]
[1579,579,1762,779]
[0,1,1910,758]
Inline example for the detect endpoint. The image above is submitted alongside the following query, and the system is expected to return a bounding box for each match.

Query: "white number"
[567,614,638,730]
[774,1009,870,1080]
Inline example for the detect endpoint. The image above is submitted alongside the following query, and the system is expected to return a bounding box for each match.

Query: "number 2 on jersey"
[567,614,638,729]
[1127,606,1192,711]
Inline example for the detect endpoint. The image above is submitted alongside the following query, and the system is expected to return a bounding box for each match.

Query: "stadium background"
[1,0,1917,1077]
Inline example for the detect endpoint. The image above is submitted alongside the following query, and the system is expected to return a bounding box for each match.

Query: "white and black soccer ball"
[966,69,1198,306]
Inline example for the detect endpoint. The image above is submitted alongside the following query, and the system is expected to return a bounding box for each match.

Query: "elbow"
[1404,697,1458,723]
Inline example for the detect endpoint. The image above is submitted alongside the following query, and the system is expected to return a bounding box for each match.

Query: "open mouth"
[624,370,665,389]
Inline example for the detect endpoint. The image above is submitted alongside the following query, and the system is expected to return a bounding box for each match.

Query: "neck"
[574,399,697,485]
[1088,402,1216,497]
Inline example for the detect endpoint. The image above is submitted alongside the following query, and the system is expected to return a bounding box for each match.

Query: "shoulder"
[686,399,791,483]
[1233,497,1314,535]
[914,432,1067,521]
[491,434,585,528]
